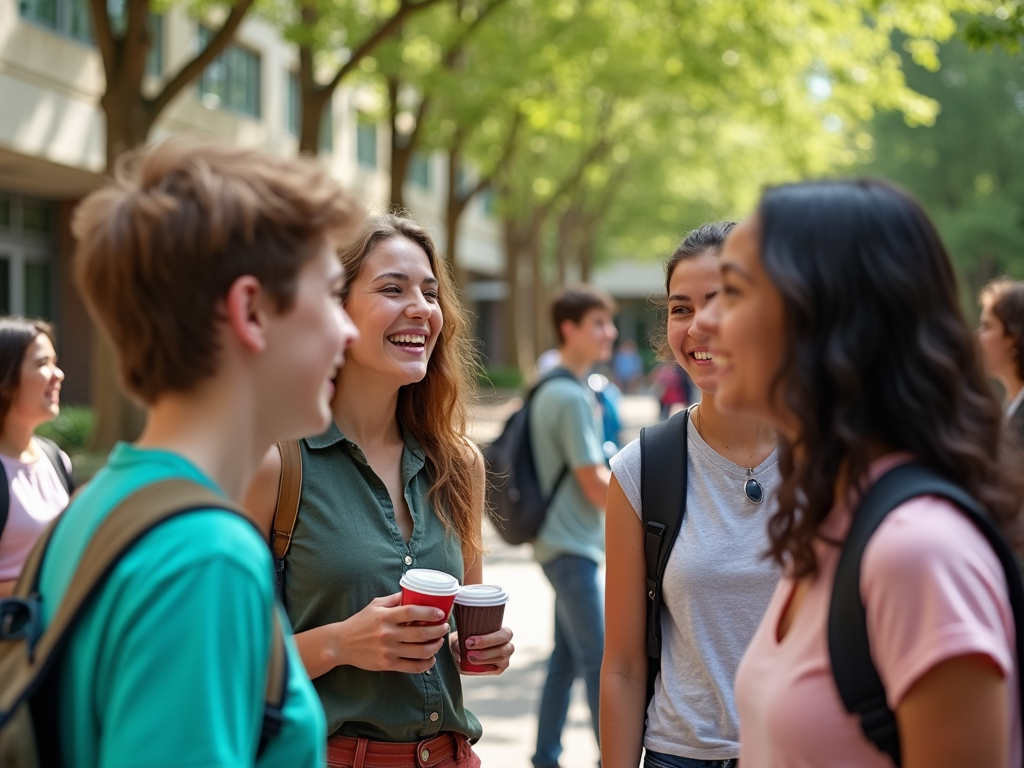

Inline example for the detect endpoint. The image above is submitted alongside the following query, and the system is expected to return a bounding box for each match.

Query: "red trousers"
[325,732,481,768]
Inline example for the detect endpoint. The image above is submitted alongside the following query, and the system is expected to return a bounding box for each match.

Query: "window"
[20,0,163,74]
[147,14,163,76]
[0,260,9,315]
[286,73,332,152]
[356,119,377,169]
[24,263,51,318]
[198,26,261,118]
[0,195,55,319]
[408,153,430,189]
[20,0,91,42]
[481,187,496,217]
[22,200,52,234]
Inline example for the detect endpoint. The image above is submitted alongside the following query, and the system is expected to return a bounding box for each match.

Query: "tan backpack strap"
[270,441,303,561]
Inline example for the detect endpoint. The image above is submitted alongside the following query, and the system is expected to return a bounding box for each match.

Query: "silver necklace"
[696,406,765,505]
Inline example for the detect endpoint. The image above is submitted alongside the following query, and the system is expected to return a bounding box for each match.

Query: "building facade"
[0,0,507,403]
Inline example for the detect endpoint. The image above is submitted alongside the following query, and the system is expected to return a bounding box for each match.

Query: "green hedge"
[479,366,524,390]
[37,405,95,454]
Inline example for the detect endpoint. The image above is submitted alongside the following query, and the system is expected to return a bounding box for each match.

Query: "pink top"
[0,439,71,581]
[736,455,1021,767]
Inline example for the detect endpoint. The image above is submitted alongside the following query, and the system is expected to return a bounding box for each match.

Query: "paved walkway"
[462,393,660,767]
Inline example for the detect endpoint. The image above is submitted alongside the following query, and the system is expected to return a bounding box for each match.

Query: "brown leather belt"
[326,732,470,768]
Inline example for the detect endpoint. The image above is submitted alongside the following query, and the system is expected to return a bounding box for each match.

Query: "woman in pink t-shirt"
[0,317,70,597]
[707,179,1024,768]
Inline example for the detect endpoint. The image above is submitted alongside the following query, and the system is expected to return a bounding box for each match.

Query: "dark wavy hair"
[758,179,1024,576]
[337,214,482,560]
[652,222,736,361]
[980,278,1024,382]
[0,318,55,430]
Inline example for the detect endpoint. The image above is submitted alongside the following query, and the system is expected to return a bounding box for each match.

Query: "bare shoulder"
[459,436,485,478]
[243,444,284,540]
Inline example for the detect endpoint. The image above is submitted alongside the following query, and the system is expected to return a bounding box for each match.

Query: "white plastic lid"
[399,568,461,596]
[454,584,509,607]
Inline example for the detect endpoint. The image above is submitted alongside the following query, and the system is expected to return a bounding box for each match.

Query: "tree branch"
[87,0,116,76]
[464,109,521,202]
[441,0,509,68]
[148,0,256,117]
[324,0,447,96]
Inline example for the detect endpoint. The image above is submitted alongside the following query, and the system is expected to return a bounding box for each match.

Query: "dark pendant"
[744,477,764,505]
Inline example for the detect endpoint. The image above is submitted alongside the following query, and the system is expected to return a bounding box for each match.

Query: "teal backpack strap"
[639,407,690,718]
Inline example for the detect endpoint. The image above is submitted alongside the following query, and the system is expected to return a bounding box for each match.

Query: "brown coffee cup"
[452,584,508,672]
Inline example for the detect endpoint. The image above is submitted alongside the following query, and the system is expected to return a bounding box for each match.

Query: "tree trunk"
[388,78,416,211]
[501,219,523,374]
[445,143,471,290]
[530,220,548,364]
[91,57,155,448]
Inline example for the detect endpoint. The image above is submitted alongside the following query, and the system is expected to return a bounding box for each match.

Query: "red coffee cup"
[452,584,509,672]
[399,568,461,625]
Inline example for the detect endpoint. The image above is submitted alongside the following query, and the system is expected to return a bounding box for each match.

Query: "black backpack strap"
[639,407,690,712]
[0,460,8,546]
[0,439,71,547]
[36,437,74,495]
[828,462,1024,767]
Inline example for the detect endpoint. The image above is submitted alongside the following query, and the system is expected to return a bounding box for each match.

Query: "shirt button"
[429,712,439,722]
[404,555,413,565]
[425,669,432,675]
[421,749,431,761]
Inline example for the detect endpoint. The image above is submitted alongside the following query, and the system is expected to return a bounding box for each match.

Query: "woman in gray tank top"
[246,214,514,767]
[601,224,782,768]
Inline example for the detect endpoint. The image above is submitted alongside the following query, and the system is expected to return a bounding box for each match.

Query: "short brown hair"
[981,278,1024,381]
[551,284,617,344]
[73,138,362,404]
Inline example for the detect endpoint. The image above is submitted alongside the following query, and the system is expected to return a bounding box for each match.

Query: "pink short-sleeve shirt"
[736,456,1021,767]
[0,440,71,581]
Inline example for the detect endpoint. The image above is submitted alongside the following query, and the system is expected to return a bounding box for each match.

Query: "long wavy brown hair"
[758,179,1024,577]
[338,213,482,560]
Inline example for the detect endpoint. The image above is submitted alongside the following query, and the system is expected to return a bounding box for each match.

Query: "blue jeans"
[532,554,604,768]
[644,751,737,768]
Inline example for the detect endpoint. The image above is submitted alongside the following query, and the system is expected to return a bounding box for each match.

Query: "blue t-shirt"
[38,443,325,768]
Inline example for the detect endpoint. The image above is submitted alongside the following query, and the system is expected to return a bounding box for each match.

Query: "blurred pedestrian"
[612,339,644,393]
[978,278,1024,444]
[601,223,780,768]
[0,318,71,598]
[651,362,690,420]
[713,180,1024,768]
[529,285,618,768]
[246,214,513,768]
[40,139,362,767]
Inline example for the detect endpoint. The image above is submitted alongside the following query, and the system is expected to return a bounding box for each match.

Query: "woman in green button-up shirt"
[247,214,514,767]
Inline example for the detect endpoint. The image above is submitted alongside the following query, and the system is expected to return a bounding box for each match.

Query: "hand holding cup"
[451,585,513,674]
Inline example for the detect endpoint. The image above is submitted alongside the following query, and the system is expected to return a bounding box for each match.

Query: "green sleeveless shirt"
[282,422,482,742]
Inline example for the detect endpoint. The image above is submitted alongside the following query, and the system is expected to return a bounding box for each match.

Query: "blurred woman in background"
[0,317,71,597]
[978,278,1024,443]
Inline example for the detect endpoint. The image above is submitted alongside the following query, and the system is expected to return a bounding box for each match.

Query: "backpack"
[638,408,690,717]
[0,478,289,768]
[828,462,1024,766]
[0,437,74,544]
[484,369,581,545]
